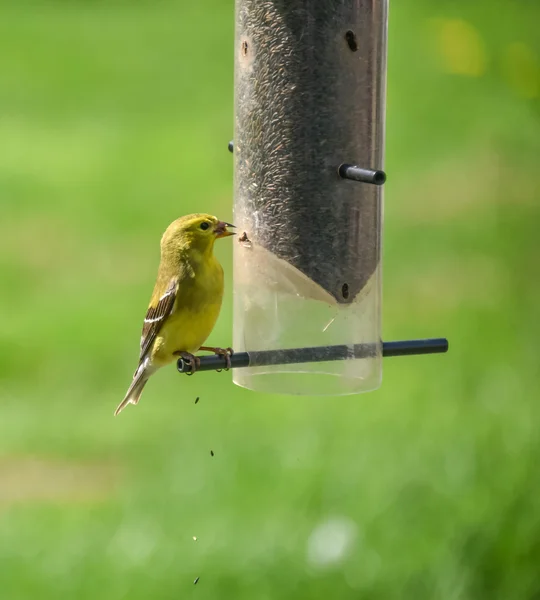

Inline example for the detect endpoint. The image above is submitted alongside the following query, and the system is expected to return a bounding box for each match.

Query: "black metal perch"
[178,338,449,374]
[338,163,386,186]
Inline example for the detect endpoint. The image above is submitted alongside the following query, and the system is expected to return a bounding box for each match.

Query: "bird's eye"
[200,222,210,231]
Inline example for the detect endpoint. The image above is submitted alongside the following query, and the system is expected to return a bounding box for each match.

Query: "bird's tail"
[115,361,151,416]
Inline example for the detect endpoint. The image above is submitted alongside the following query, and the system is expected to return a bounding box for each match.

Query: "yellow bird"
[115,213,235,416]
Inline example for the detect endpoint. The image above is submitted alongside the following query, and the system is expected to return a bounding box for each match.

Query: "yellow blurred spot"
[192,536,197,541]
[432,18,487,77]
[501,43,540,99]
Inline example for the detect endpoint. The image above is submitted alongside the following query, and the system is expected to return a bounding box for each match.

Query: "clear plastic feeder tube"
[233,0,388,395]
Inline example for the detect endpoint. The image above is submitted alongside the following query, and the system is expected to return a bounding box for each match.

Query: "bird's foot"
[199,346,234,371]
[174,351,201,375]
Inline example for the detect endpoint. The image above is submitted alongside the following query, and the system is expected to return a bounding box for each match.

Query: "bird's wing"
[139,277,178,361]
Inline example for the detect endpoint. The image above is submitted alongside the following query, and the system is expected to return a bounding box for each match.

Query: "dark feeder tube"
[177,338,449,374]
[226,1,448,397]
[232,0,390,396]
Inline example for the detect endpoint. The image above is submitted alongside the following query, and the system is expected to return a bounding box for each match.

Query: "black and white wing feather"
[139,278,178,362]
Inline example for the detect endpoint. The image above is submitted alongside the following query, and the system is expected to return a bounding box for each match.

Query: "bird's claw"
[212,347,234,372]
[177,352,200,375]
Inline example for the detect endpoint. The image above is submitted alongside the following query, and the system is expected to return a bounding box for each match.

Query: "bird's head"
[161,213,235,257]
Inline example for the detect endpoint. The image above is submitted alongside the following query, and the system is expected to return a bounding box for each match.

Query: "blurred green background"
[1,0,539,598]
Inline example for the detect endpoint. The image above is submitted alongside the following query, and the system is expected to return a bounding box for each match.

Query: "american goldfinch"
[115,213,235,416]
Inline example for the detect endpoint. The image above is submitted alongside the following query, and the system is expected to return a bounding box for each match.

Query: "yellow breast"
[151,256,224,364]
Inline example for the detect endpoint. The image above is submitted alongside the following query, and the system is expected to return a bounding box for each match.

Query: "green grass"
[0,0,539,598]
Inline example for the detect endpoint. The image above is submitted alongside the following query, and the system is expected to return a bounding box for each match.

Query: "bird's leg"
[198,346,234,371]
[174,351,201,375]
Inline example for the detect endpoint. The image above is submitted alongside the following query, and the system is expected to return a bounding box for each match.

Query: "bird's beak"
[214,221,236,238]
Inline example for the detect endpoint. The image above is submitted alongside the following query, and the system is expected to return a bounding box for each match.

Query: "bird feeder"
[178,0,448,393]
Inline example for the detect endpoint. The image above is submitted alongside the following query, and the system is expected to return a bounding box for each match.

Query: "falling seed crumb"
[238,231,252,247]
[195,397,199,404]
[210,450,214,457]
[194,577,200,585]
